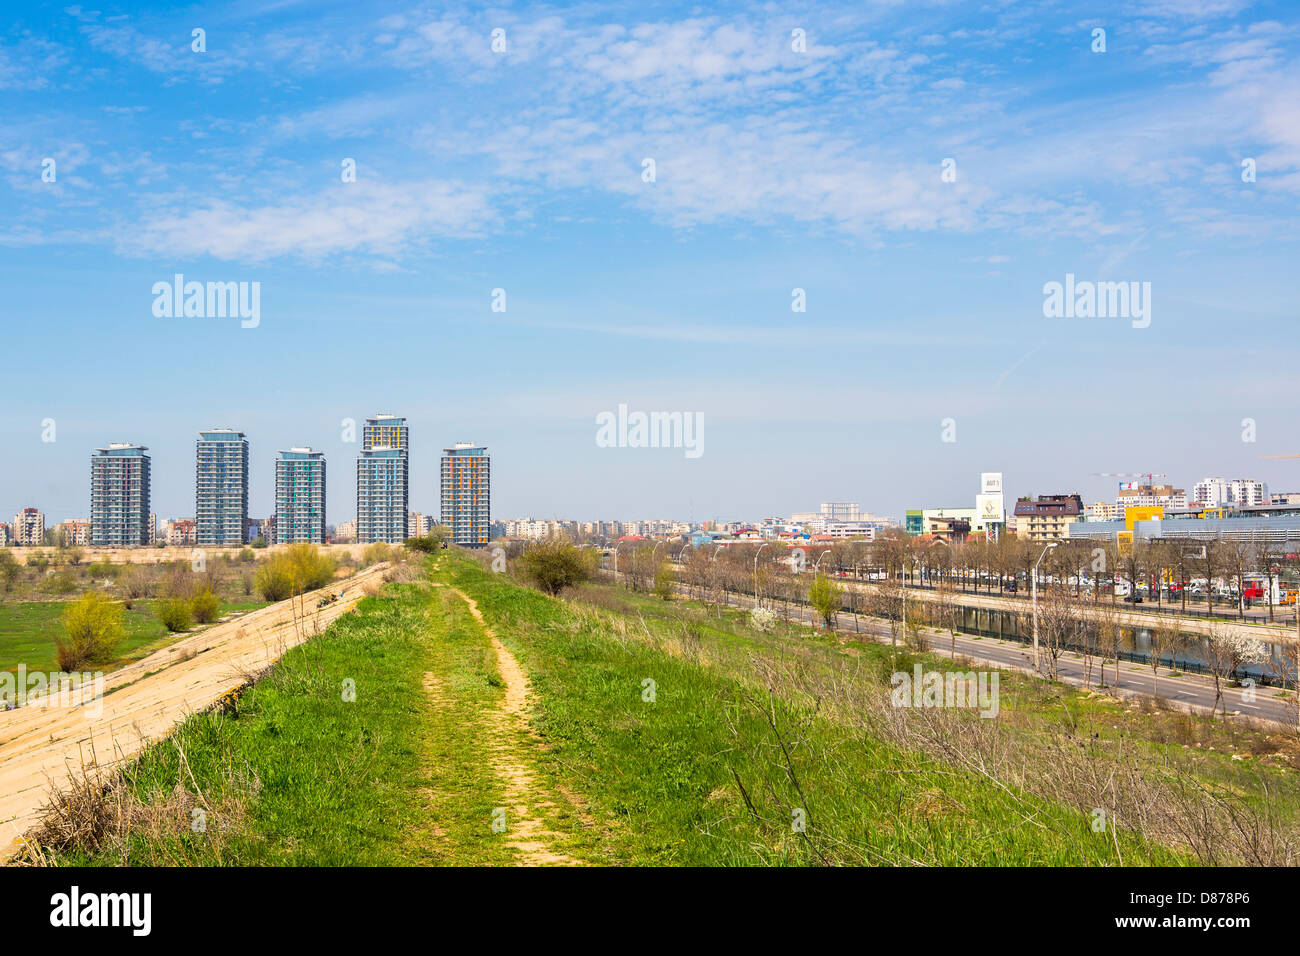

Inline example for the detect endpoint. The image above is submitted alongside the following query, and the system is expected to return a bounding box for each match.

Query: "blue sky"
[2,0,1299,526]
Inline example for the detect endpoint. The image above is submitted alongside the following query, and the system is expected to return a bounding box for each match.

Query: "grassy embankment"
[34,551,1298,866]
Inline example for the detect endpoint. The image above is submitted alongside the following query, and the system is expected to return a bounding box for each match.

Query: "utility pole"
[1032,542,1059,670]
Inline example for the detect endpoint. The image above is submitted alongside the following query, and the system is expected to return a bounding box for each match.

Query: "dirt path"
[0,564,391,860]
[444,586,584,866]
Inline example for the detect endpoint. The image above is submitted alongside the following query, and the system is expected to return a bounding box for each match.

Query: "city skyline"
[3,0,1300,523]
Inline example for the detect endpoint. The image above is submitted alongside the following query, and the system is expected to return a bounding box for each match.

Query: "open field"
[20,550,1297,867]
[0,599,267,675]
[3,543,373,567]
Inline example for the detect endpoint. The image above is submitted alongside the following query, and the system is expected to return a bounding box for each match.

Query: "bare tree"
[1148,611,1184,700]
[1036,587,1084,682]
[1202,624,1268,717]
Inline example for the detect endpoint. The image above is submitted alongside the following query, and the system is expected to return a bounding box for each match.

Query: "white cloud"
[123,180,495,261]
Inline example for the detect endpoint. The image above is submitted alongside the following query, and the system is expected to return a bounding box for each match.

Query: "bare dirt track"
[445,586,584,866]
[0,563,390,860]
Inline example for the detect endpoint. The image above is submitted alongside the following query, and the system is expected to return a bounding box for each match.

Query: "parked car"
[1123,594,1144,603]
[1004,581,1018,593]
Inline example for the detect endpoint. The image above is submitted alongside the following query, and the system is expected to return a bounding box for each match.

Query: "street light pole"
[814,549,832,573]
[1032,542,1059,670]
[612,540,625,584]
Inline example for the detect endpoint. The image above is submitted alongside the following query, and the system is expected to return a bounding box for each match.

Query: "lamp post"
[814,550,833,573]
[1032,542,1059,669]
[612,540,626,584]
[753,543,770,607]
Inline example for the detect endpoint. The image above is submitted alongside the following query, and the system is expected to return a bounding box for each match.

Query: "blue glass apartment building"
[357,413,409,544]
[275,448,326,544]
[196,429,249,547]
[90,443,151,546]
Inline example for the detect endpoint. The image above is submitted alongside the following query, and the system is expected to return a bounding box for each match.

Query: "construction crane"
[1259,453,1300,459]
[1093,471,1167,487]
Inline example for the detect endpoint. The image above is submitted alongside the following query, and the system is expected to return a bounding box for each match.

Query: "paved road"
[691,586,1299,729]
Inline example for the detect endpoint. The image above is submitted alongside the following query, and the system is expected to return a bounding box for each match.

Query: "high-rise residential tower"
[357,413,409,544]
[275,448,326,544]
[196,429,250,547]
[90,443,152,546]
[441,442,490,547]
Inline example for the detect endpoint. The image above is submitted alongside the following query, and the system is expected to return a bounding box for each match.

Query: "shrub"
[254,544,335,601]
[286,543,335,590]
[237,548,255,563]
[809,573,844,629]
[654,559,675,600]
[40,571,78,595]
[0,550,19,592]
[57,593,125,670]
[519,539,597,596]
[363,542,393,565]
[87,558,119,579]
[157,598,193,633]
[189,589,221,624]
[254,562,293,602]
[403,536,438,554]
[750,607,777,632]
[119,565,153,599]
[158,564,203,602]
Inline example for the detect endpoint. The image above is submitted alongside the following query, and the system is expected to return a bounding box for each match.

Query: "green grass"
[39,553,1296,867]
[0,598,267,675]
[54,583,438,865]
[446,560,1189,865]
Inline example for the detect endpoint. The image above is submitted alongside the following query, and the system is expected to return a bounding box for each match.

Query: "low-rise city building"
[1012,494,1085,541]
[12,508,45,546]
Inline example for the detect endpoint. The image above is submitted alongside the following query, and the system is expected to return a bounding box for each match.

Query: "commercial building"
[1069,512,1300,548]
[196,429,250,546]
[90,444,152,546]
[12,508,45,546]
[275,448,326,544]
[905,473,1006,541]
[441,443,490,547]
[357,414,409,544]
